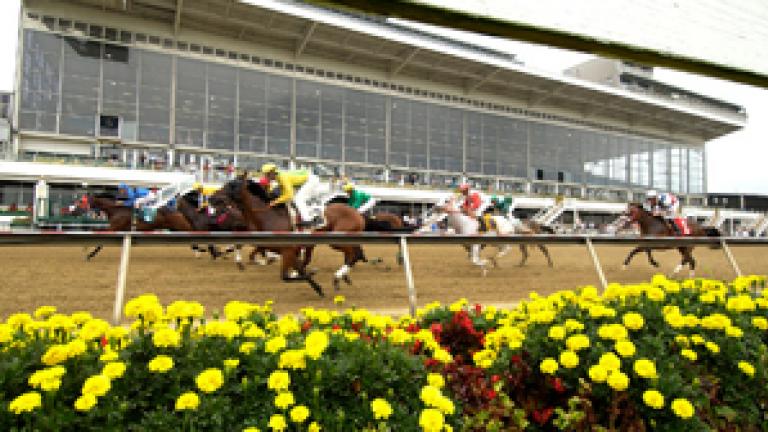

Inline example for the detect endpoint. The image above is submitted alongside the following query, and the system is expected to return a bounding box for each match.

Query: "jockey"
[343,183,377,215]
[457,184,492,231]
[261,163,322,227]
[490,195,513,218]
[133,187,159,222]
[644,190,687,235]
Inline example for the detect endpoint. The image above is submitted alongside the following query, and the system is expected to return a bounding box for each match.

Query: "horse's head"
[627,203,646,222]
[89,193,117,211]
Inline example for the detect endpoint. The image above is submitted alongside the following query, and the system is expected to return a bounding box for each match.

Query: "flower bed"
[1,275,766,431]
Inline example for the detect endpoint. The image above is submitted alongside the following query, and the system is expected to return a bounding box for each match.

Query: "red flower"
[424,357,439,368]
[552,377,565,393]
[301,321,312,332]
[406,323,420,333]
[511,355,522,365]
[474,303,482,315]
[331,324,341,331]
[100,336,108,348]
[491,374,501,384]
[484,389,497,400]
[411,339,423,354]
[532,407,554,425]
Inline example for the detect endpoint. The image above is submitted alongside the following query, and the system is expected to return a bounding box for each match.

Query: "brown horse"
[85,194,194,260]
[218,177,324,296]
[310,203,367,291]
[622,203,720,276]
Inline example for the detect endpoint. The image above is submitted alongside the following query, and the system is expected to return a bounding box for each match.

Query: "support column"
[720,239,743,277]
[399,236,417,316]
[585,238,608,291]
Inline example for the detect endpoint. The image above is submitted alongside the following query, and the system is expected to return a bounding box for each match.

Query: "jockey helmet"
[193,182,202,190]
[456,184,470,193]
[343,183,355,192]
[258,177,270,187]
[261,163,278,174]
[646,190,658,199]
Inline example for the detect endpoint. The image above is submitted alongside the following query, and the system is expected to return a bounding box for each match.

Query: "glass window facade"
[17,28,706,194]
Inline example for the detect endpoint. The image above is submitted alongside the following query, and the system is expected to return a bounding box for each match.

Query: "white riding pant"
[294,174,321,222]
[357,198,377,214]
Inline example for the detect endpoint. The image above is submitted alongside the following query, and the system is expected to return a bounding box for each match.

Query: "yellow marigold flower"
[589,364,608,383]
[268,370,291,391]
[701,313,731,330]
[70,312,93,325]
[371,398,393,419]
[559,351,579,369]
[9,391,42,414]
[99,350,119,362]
[643,389,665,409]
[473,349,497,369]
[539,358,559,375]
[28,366,65,392]
[6,313,33,330]
[564,319,584,332]
[74,393,97,411]
[240,342,257,354]
[82,375,111,397]
[102,362,127,379]
[681,349,697,361]
[565,334,590,351]
[289,405,310,423]
[41,344,69,366]
[705,341,720,354]
[243,324,266,339]
[305,331,329,360]
[622,313,644,330]
[275,391,295,409]
[420,385,442,406]
[615,340,636,358]
[0,323,13,344]
[665,313,685,329]
[752,317,768,330]
[278,350,307,370]
[34,306,57,320]
[646,287,665,302]
[124,294,163,322]
[725,326,743,338]
[548,326,566,340]
[599,352,621,372]
[266,336,287,354]
[243,427,260,432]
[419,408,445,432]
[223,358,240,370]
[633,359,657,379]
[433,348,453,364]
[308,421,321,432]
[269,414,288,432]
[691,335,705,345]
[148,355,174,373]
[684,315,700,328]
[175,392,199,411]
[427,373,445,389]
[204,321,242,339]
[598,324,628,341]
[607,371,629,391]
[196,368,224,393]
[79,319,110,341]
[738,361,755,377]
[671,398,694,419]
[333,295,345,305]
[675,335,690,347]
[152,328,181,348]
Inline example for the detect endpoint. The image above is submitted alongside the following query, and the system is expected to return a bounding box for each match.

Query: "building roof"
[58,0,746,143]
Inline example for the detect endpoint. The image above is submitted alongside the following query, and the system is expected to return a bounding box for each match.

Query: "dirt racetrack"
[0,242,765,320]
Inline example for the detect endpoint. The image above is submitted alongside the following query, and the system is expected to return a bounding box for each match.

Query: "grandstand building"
[1,0,751,226]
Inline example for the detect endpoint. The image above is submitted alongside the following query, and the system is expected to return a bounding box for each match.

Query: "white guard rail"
[0,231,764,323]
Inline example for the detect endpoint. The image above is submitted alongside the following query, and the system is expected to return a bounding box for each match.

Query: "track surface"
[0,243,764,320]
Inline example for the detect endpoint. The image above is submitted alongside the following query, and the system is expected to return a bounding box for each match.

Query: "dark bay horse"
[85,194,194,260]
[622,203,720,277]
[177,191,249,268]
[218,177,324,296]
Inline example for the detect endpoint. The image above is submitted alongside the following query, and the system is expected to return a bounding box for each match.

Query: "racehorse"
[218,177,324,296]
[621,203,720,277]
[84,194,194,260]
[177,191,249,269]
[423,196,554,273]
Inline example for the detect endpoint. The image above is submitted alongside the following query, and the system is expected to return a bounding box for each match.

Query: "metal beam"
[390,47,420,77]
[173,0,184,35]
[295,22,318,58]
[527,84,567,107]
[465,68,502,94]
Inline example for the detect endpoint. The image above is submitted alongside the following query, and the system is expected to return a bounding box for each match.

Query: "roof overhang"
[51,0,746,142]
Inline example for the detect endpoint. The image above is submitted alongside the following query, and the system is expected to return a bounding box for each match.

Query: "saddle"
[478,214,497,233]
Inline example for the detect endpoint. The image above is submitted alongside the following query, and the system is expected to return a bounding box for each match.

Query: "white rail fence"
[1,231,765,323]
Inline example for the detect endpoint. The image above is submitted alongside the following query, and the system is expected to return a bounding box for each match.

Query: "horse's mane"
[245,179,271,203]
[94,192,116,200]
[179,190,200,207]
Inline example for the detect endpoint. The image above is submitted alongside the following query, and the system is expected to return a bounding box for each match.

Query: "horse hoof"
[621,264,628,271]
[332,278,340,291]
[237,262,245,272]
[342,275,352,286]
[490,258,499,268]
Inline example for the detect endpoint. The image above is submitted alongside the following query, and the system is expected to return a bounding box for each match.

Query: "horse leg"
[281,247,324,297]
[86,245,103,261]
[207,244,221,260]
[518,244,529,267]
[470,244,488,276]
[332,246,358,291]
[234,244,244,271]
[684,247,696,278]
[489,245,511,268]
[538,244,554,268]
[191,244,202,258]
[621,247,643,270]
[645,249,660,268]
[671,247,688,277]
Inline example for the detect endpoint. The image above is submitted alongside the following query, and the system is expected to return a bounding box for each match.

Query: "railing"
[0,231,763,323]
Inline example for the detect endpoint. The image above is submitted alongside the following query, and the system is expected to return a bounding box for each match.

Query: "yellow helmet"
[261,163,278,174]
[343,183,355,192]
[193,182,202,190]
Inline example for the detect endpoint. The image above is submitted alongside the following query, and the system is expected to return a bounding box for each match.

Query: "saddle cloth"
[673,218,691,235]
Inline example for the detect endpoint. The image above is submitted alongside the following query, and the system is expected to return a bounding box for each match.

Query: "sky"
[0,0,766,194]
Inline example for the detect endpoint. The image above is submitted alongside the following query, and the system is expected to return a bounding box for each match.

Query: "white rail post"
[720,238,743,277]
[399,236,417,316]
[112,234,132,325]
[585,237,608,292]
